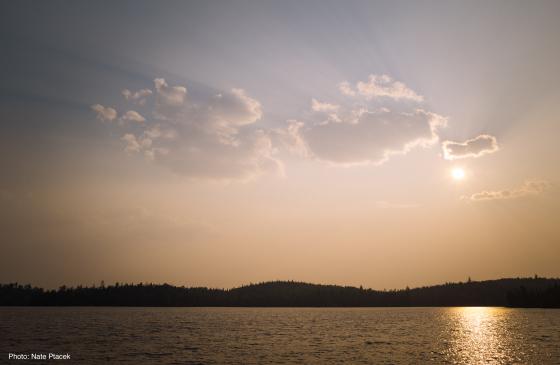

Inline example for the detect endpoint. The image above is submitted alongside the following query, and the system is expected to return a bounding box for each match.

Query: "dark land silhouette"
[1,277,559,307]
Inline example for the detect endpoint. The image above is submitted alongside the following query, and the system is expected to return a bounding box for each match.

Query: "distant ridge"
[1,277,559,307]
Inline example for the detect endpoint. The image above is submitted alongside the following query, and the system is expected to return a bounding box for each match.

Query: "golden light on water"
[446,307,519,364]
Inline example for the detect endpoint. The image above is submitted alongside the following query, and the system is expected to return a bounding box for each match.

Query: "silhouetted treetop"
[1,278,559,308]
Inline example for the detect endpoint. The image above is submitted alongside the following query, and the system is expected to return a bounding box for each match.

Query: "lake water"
[1,307,559,364]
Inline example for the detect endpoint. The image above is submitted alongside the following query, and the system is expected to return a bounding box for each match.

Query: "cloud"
[154,78,187,107]
[311,98,339,112]
[312,109,443,165]
[121,110,146,123]
[339,74,423,102]
[91,104,117,122]
[122,88,152,105]
[96,73,447,178]
[156,129,282,180]
[463,180,552,201]
[338,81,356,97]
[282,107,446,166]
[276,120,310,158]
[206,88,263,141]
[278,75,447,166]
[95,78,281,181]
[121,133,141,153]
[442,134,499,160]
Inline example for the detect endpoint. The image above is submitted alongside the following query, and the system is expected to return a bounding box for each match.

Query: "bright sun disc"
[452,168,465,180]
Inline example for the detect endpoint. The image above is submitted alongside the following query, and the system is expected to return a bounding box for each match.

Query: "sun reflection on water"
[445,307,521,364]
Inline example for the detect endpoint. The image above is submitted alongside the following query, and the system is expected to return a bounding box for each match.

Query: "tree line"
[1,277,559,307]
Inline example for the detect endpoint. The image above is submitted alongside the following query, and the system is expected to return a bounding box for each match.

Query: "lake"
[1,307,559,364]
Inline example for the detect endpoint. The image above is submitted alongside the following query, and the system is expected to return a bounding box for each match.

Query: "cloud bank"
[463,180,552,201]
[442,134,499,160]
[94,74,457,178]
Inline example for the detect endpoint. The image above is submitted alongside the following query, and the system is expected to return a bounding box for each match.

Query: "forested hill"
[1,277,559,307]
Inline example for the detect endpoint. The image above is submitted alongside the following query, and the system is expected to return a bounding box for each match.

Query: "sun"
[451,167,466,180]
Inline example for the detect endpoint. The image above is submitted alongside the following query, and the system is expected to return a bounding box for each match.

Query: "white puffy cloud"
[96,73,449,178]
[95,78,281,181]
[122,88,152,105]
[339,74,423,102]
[121,110,146,123]
[442,134,499,160]
[463,180,552,201]
[91,104,117,122]
[311,98,339,112]
[279,74,446,165]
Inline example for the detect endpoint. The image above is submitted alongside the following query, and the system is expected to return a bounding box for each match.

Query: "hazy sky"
[1,1,559,289]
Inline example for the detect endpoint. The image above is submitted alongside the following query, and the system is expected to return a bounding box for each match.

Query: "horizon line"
[4,275,559,292]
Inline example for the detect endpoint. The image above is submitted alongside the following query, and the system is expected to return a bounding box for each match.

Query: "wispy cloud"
[339,74,423,102]
[442,134,499,160]
[311,98,339,112]
[463,180,552,201]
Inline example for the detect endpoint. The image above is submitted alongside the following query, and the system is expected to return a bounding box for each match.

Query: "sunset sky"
[1,1,559,289]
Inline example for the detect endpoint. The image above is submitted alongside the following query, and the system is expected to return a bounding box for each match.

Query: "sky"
[1,0,559,289]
